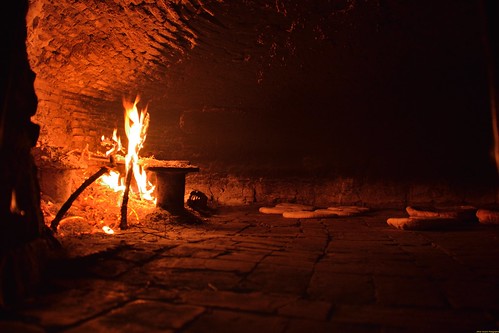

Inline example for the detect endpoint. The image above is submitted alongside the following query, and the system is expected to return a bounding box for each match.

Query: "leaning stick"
[119,163,134,230]
[50,166,110,233]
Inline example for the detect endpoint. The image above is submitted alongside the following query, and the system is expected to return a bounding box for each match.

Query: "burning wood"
[120,163,134,230]
[50,166,112,232]
[118,95,154,229]
[47,95,157,233]
[43,95,202,236]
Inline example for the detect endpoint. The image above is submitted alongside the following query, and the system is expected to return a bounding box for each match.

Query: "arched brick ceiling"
[26,0,214,103]
[24,0,351,150]
[23,0,492,180]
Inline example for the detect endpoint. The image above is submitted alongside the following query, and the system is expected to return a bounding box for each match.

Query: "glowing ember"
[102,226,115,234]
[10,189,25,216]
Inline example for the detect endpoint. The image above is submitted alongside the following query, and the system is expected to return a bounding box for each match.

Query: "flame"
[10,189,25,216]
[99,169,125,192]
[123,96,155,201]
[101,128,123,157]
[98,95,155,203]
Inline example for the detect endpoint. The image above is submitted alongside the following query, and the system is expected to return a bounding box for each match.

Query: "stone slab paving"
[1,206,499,332]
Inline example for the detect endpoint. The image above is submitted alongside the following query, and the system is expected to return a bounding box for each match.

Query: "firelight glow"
[98,95,156,202]
[102,226,115,234]
[99,169,125,192]
[123,96,155,201]
[10,189,25,216]
[106,129,122,157]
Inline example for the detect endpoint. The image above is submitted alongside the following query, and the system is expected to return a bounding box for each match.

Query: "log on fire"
[50,166,111,232]
[119,163,134,230]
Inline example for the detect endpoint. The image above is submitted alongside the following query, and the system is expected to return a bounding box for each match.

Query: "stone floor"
[1,205,499,333]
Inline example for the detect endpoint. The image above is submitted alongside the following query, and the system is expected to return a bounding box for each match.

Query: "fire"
[123,96,155,201]
[98,95,155,202]
[10,189,25,216]
[99,170,125,192]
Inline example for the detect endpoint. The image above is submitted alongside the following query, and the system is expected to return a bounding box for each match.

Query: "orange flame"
[99,169,125,193]
[98,95,155,203]
[101,128,123,157]
[123,96,155,201]
[10,189,25,216]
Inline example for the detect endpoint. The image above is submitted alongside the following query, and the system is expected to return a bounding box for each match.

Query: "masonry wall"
[26,0,497,202]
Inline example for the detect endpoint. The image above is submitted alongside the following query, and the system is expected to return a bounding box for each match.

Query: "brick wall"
[24,0,497,190]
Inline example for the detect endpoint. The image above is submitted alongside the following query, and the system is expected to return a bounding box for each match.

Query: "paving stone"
[300,220,327,235]
[382,230,433,246]
[400,247,472,279]
[140,267,243,291]
[0,321,45,333]
[238,226,278,235]
[441,279,499,310]
[240,263,312,295]
[260,218,301,228]
[64,300,204,333]
[287,236,328,253]
[322,251,370,263]
[285,319,380,333]
[373,276,447,307]
[455,253,499,272]
[119,266,157,287]
[307,273,375,304]
[193,238,238,248]
[267,226,303,236]
[180,290,292,313]
[161,244,218,257]
[145,256,256,274]
[182,309,289,333]
[316,257,372,275]
[326,239,400,254]
[327,230,390,242]
[216,249,268,263]
[4,207,499,332]
[331,304,497,332]
[135,287,180,302]
[422,230,499,254]
[21,279,131,328]
[87,259,134,278]
[300,227,329,238]
[114,247,159,263]
[371,259,428,277]
[231,239,287,252]
[277,298,332,321]
[207,222,249,234]
[260,251,319,269]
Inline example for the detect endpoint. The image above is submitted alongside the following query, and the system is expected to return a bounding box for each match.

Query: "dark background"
[143,0,494,181]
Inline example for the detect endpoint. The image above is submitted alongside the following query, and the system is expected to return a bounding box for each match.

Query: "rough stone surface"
[186,172,498,208]
[477,208,499,224]
[22,0,495,188]
[1,206,498,332]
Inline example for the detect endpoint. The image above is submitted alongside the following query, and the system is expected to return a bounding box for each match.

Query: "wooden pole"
[50,166,110,232]
[119,163,134,230]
